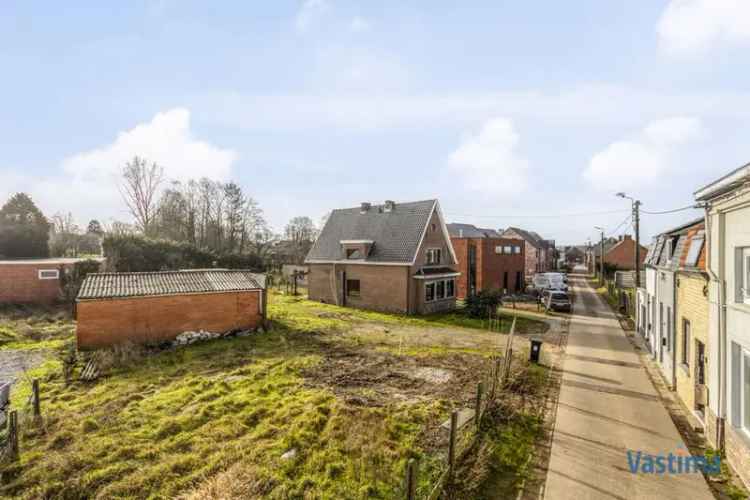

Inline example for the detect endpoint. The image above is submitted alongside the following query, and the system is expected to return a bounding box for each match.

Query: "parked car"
[545,291,572,312]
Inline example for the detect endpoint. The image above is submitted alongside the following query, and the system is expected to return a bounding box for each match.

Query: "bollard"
[530,339,542,364]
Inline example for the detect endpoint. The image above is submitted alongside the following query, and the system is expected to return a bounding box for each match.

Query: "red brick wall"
[76,291,263,349]
[604,236,648,270]
[0,264,70,303]
[451,237,525,299]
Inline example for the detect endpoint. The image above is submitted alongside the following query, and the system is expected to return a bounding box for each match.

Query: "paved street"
[543,276,714,499]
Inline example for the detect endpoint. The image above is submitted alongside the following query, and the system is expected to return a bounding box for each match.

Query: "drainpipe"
[706,208,726,450]
[672,270,678,391]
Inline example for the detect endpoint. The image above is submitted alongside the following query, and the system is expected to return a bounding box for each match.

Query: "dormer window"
[426,248,441,265]
[346,248,362,259]
[340,239,373,260]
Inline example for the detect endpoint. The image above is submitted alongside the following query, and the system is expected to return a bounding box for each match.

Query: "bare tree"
[284,216,316,264]
[120,156,164,235]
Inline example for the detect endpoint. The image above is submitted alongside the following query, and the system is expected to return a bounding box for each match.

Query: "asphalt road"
[543,276,713,499]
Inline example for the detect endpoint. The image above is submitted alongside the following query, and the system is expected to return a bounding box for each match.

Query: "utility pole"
[633,200,641,291]
[600,231,605,286]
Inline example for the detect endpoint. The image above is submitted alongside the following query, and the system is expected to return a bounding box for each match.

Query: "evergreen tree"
[0,193,50,258]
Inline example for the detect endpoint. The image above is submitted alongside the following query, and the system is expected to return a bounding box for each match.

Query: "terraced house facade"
[696,163,750,487]
[305,199,460,315]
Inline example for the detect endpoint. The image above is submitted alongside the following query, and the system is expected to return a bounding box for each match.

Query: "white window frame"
[425,282,436,302]
[742,247,750,305]
[513,245,521,254]
[426,248,442,265]
[736,345,750,436]
[681,318,690,367]
[38,269,59,280]
[495,246,503,255]
[446,278,455,298]
[425,278,456,302]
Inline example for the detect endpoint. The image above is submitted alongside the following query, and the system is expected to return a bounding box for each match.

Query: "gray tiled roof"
[447,223,501,238]
[502,227,543,248]
[77,270,266,300]
[306,199,437,263]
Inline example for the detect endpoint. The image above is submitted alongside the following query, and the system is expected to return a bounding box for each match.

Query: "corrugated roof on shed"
[77,270,266,300]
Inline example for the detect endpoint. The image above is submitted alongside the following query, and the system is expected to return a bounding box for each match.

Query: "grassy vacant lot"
[0,304,74,351]
[0,293,550,499]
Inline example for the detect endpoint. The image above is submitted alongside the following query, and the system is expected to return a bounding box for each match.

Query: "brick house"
[695,162,750,487]
[600,234,648,271]
[76,270,266,349]
[501,227,549,276]
[673,221,709,430]
[305,199,459,315]
[448,224,525,299]
[0,258,102,304]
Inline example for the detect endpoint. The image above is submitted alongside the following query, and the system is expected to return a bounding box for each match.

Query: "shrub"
[464,289,504,318]
[102,234,264,272]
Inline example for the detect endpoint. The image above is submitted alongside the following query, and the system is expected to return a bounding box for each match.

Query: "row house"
[447,223,525,299]
[636,162,750,488]
[501,227,554,277]
[305,199,459,315]
[590,235,647,274]
[695,163,750,487]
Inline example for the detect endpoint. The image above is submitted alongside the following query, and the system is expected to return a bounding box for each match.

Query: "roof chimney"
[624,234,632,240]
[459,229,463,237]
[384,200,395,212]
[360,202,371,214]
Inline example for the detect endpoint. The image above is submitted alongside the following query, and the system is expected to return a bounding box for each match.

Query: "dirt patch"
[301,342,490,407]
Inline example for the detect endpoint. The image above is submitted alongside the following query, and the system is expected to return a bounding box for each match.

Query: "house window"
[504,245,512,254]
[685,237,704,267]
[446,279,455,298]
[426,248,442,265]
[495,246,503,254]
[513,246,521,254]
[732,343,750,435]
[431,223,437,232]
[346,248,361,259]
[436,280,445,299]
[739,247,750,305]
[425,282,435,302]
[682,319,691,367]
[346,279,360,297]
[38,269,59,280]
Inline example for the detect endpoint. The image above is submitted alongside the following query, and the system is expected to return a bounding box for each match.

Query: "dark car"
[546,291,572,312]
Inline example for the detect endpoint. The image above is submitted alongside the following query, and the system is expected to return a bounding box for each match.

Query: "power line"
[444,208,629,219]
[606,215,632,238]
[641,204,699,215]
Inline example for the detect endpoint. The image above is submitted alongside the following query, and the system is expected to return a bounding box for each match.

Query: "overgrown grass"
[0,304,74,351]
[1,293,546,498]
[270,292,548,336]
[1,328,449,498]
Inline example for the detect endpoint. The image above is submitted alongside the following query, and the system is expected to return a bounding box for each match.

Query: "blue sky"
[2,0,749,245]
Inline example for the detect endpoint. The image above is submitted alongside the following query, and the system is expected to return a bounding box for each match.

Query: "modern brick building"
[76,270,266,349]
[305,199,459,315]
[0,258,101,304]
[448,224,525,299]
[501,227,552,276]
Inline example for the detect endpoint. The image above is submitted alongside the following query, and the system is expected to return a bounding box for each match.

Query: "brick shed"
[0,258,103,304]
[76,270,267,350]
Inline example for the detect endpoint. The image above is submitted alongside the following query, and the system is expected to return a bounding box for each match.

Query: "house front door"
[695,340,706,416]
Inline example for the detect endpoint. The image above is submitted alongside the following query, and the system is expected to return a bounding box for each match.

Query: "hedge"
[102,234,264,273]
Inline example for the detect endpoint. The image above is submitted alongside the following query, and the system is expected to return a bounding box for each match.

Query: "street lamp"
[616,192,642,290]
[594,226,604,286]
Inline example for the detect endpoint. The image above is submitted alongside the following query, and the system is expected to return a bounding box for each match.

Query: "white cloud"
[448,118,529,196]
[295,0,330,33]
[349,16,371,33]
[658,0,750,55]
[8,108,236,224]
[583,117,705,191]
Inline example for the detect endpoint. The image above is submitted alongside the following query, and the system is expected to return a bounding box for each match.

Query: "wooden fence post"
[32,379,40,418]
[448,411,458,481]
[405,457,418,500]
[491,357,501,400]
[475,382,484,427]
[8,410,18,459]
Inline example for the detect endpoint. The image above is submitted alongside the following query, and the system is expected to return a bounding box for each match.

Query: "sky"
[2,0,749,245]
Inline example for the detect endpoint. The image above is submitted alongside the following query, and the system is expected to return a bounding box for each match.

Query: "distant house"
[600,234,648,271]
[76,270,266,349]
[305,199,459,315]
[0,257,103,304]
[501,227,551,276]
[448,223,525,298]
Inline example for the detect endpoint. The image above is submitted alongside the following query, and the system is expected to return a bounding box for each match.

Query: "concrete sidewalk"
[543,277,713,499]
